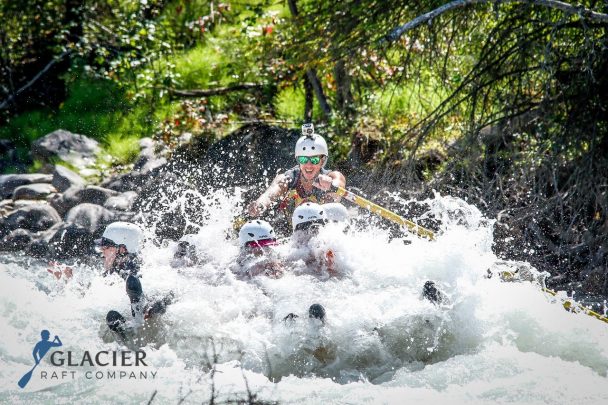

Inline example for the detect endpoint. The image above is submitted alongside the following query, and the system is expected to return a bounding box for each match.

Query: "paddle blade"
[17,368,33,388]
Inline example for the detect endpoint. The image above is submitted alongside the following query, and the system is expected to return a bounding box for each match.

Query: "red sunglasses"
[245,238,278,249]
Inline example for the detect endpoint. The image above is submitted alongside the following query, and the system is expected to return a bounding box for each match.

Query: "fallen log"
[167,83,264,98]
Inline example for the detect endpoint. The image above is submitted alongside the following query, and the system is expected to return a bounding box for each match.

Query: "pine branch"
[0,51,71,110]
[385,0,608,42]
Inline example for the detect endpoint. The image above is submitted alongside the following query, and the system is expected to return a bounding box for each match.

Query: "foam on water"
[1,189,607,404]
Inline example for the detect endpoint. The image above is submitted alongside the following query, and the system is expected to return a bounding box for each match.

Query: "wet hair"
[309,304,326,322]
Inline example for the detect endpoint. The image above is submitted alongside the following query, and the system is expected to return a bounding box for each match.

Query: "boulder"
[161,123,299,190]
[12,183,57,200]
[0,199,14,216]
[200,123,298,188]
[4,205,62,232]
[100,171,146,192]
[133,155,167,174]
[133,137,159,172]
[65,203,115,235]
[104,191,138,211]
[111,211,137,223]
[28,239,51,258]
[0,173,53,199]
[139,137,155,151]
[31,129,100,170]
[0,219,9,240]
[49,186,83,218]
[581,266,606,295]
[13,200,50,209]
[77,185,119,205]
[48,223,96,258]
[0,229,34,251]
[52,165,86,192]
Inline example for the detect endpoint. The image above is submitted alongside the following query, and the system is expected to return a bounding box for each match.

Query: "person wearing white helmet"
[98,221,143,277]
[101,222,173,341]
[289,202,340,280]
[247,123,346,220]
[234,219,284,279]
[171,233,201,268]
[322,202,349,224]
[292,201,327,234]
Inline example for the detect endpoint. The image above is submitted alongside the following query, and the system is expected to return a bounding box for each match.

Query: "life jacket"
[278,165,332,217]
[108,253,141,279]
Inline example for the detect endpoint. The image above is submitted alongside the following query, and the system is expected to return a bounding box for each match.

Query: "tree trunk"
[287,0,332,119]
[303,74,313,121]
[305,69,331,118]
[334,59,354,116]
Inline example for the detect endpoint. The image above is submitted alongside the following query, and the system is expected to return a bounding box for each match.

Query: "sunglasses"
[294,219,327,232]
[99,237,118,249]
[297,155,322,165]
[174,241,191,257]
[244,238,278,249]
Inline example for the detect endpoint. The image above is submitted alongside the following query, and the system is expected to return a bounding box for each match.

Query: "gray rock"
[12,183,57,200]
[139,137,155,150]
[111,211,137,223]
[13,199,49,208]
[581,266,606,295]
[134,156,167,174]
[100,172,146,192]
[4,205,62,232]
[77,185,119,205]
[31,129,100,170]
[104,191,138,211]
[49,186,83,218]
[28,239,51,258]
[0,199,14,216]
[0,219,9,240]
[0,173,53,199]
[0,228,34,251]
[52,165,86,192]
[65,203,115,235]
[48,223,96,258]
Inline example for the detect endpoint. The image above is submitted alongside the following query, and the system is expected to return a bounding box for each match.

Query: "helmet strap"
[116,245,129,257]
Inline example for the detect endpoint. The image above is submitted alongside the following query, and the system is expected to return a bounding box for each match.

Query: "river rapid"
[1,188,608,404]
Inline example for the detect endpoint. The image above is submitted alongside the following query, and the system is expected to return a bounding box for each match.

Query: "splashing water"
[1,189,607,404]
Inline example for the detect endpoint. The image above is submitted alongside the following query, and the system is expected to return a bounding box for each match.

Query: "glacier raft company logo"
[17,329,156,389]
[18,330,63,388]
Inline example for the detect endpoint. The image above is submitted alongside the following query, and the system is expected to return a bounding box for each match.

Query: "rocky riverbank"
[1,124,606,305]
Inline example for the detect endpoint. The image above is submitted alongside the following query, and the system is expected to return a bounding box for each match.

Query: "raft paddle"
[542,288,608,325]
[331,185,435,240]
[17,363,38,389]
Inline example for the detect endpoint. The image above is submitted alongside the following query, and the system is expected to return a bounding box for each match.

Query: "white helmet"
[323,203,349,223]
[238,220,276,247]
[292,202,327,230]
[295,124,328,157]
[175,233,198,259]
[101,222,144,253]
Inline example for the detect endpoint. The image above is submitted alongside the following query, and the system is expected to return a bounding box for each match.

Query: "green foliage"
[2,0,607,180]
[274,85,305,121]
[0,76,125,142]
[99,133,141,166]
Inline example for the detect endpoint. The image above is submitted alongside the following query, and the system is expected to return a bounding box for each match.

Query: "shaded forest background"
[1,0,607,295]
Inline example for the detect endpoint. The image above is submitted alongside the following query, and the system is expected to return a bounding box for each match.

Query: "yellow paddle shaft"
[333,186,435,240]
[543,288,608,324]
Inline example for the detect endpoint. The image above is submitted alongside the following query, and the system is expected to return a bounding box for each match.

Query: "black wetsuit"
[106,254,172,339]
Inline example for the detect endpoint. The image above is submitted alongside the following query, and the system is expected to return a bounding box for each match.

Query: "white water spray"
[1,189,607,404]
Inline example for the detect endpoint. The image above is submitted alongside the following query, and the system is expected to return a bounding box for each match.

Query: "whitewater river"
[1,190,607,404]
